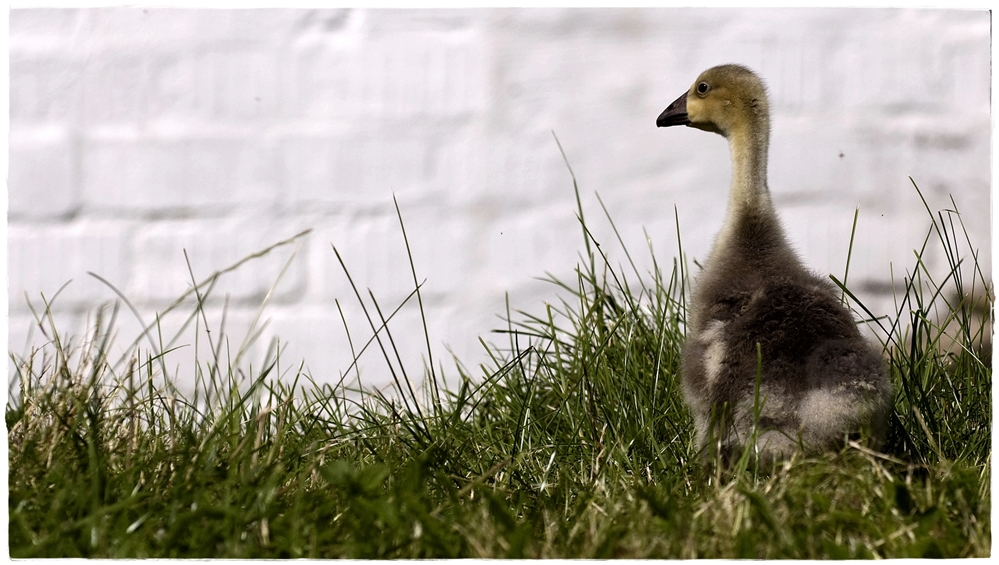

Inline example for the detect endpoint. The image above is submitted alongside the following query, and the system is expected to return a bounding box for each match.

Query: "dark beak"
[657,91,690,127]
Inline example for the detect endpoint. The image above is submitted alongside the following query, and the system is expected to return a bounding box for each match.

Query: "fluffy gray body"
[658,65,892,463]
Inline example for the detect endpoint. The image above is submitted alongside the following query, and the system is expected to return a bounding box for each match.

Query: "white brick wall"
[8,8,992,392]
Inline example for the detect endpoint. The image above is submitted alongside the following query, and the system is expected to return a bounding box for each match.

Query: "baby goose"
[657,64,891,464]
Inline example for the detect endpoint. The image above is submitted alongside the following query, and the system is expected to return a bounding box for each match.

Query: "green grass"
[7,175,990,558]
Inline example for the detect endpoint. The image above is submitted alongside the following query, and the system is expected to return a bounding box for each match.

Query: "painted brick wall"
[8,8,991,392]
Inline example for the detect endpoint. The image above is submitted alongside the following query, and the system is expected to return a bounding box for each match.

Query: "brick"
[10,9,83,41]
[280,134,434,206]
[8,222,130,314]
[81,137,277,212]
[768,118,869,199]
[9,54,83,123]
[362,9,477,33]
[940,37,991,112]
[289,9,354,35]
[470,207,580,298]
[147,53,198,121]
[8,125,79,219]
[262,306,390,388]
[287,35,482,120]
[582,191,685,279]
[263,301,478,392]
[81,8,304,49]
[285,44,352,119]
[129,304,268,392]
[82,55,148,125]
[437,302,508,375]
[129,218,309,306]
[469,133,571,209]
[313,208,473,307]
[778,202,945,298]
[200,49,279,121]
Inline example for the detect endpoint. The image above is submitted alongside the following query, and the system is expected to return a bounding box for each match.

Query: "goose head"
[657,64,770,139]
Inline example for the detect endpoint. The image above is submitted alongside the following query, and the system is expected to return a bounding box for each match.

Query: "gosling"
[657,64,892,465]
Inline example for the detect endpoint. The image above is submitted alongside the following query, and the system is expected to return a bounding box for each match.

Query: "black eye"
[696,82,710,95]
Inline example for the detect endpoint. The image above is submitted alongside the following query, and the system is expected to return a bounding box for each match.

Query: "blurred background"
[7,8,991,393]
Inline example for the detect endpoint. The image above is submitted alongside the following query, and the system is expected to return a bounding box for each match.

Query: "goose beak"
[657,91,690,127]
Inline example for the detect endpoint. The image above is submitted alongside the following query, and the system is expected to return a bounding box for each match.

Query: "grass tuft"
[8,176,990,557]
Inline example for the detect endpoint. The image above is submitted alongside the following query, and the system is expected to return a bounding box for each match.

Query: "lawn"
[7,178,990,558]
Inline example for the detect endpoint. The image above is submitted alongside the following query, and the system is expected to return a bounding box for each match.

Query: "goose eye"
[696,82,710,95]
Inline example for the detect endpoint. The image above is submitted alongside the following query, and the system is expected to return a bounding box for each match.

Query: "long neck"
[727,122,771,217]
[710,119,775,256]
